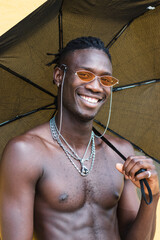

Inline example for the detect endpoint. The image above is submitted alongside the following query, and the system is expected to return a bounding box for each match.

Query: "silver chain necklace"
[50,116,95,176]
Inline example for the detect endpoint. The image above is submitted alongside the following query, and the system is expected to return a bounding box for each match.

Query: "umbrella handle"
[93,128,153,205]
[135,169,153,205]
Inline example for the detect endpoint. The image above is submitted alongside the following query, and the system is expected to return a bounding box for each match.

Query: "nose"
[85,76,103,93]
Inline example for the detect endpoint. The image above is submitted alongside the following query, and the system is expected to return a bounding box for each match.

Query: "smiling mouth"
[79,95,100,104]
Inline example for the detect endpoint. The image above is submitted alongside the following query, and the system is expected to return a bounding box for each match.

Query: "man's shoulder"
[101,134,135,157]
[106,134,131,147]
[0,123,52,192]
[1,122,51,168]
[12,121,50,144]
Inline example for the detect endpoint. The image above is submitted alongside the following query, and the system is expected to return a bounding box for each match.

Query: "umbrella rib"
[0,64,55,97]
[58,7,63,51]
[106,2,160,49]
[94,119,160,164]
[106,20,133,49]
[113,79,160,92]
[0,103,56,127]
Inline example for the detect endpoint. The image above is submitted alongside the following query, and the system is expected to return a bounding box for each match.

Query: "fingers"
[116,156,159,195]
[122,156,155,180]
[134,169,157,181]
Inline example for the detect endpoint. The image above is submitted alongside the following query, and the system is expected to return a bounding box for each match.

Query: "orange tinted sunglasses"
[75,70,119,87]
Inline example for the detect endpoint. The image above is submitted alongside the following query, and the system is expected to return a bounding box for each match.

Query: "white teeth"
[80,95,98,103]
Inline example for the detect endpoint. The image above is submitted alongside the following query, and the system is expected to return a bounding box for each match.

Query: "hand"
[116,156,159,195]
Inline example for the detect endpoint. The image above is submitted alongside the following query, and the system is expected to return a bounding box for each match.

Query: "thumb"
[116,163,130,180]
[116,163,123,174]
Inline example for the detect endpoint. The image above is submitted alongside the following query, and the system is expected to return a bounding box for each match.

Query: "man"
[0,36,159,240]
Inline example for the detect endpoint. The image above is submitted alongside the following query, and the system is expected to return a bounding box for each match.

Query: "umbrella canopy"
[0,1,160,239]
[0,0,159,161]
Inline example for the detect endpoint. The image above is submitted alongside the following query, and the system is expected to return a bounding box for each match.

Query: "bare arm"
[0,136,42,240]
[117,154,159,240]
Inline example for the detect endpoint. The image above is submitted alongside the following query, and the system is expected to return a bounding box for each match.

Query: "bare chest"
[35,146,124,212]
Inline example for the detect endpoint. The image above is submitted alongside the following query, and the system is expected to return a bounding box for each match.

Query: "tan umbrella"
[1,0,159,160]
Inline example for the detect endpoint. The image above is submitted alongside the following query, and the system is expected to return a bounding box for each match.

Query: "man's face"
[59,48,112,121]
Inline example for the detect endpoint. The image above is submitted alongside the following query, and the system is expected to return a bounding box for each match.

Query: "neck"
[55,112,94,147]
[50,114,96,176]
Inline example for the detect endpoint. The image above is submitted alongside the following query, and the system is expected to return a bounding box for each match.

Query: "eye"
[78,72,89,78]
[77,71,94,81]
[100,76,112,85]
[101,77,111,82]
[101,76,119,86]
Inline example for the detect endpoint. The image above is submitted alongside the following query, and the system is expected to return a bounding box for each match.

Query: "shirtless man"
[0,36,159,240]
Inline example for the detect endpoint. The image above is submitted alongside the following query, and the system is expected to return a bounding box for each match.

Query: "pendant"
[81,165,89,175]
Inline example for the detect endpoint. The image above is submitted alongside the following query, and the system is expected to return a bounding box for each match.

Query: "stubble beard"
[62,96,106,124]
[69,104,103,124]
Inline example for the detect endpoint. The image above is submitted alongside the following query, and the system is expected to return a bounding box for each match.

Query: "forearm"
[124,192,160,240]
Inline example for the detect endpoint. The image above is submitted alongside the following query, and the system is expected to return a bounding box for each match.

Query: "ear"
[53,67,63,87]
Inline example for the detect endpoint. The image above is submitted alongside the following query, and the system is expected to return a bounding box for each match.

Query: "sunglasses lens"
[76,71,94,81]
[100,76,119,86]
[76,70,119,87]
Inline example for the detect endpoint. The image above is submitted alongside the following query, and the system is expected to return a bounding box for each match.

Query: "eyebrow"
[79,66,112,76]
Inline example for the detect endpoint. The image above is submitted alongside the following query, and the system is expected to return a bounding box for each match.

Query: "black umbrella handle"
[135,169,153,205]
[93,128,153,205]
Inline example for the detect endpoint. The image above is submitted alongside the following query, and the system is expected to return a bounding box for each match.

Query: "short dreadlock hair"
[48,36,111,67]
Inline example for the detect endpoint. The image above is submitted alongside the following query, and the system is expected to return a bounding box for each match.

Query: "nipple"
[59,193,68,202]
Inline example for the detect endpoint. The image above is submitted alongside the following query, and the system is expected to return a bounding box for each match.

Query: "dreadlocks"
[47,36,111,67]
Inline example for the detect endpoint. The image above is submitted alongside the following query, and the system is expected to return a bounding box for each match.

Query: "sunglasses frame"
[75,69,119,87]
